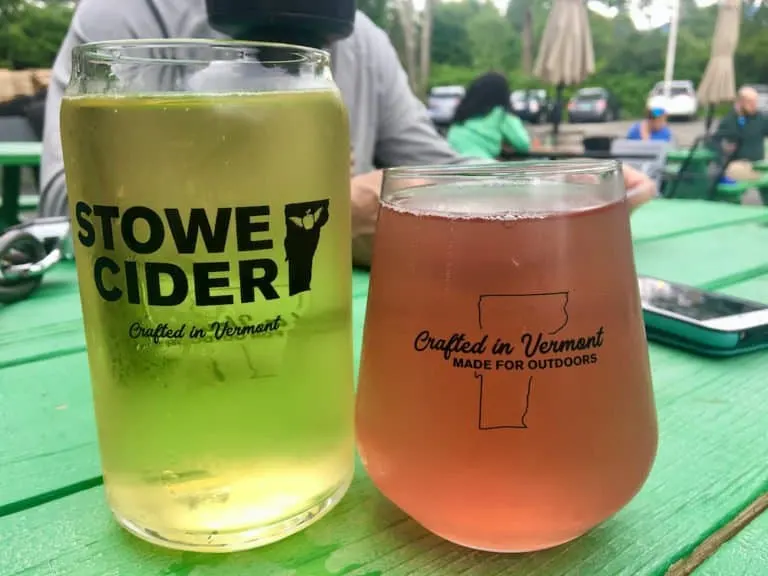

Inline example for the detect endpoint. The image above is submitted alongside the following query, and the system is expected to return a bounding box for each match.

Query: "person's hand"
[350,170,384,266]
[722,141,737,155]
[622,164,656,213]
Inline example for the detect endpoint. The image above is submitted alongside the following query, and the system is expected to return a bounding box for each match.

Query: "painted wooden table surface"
[1,199,767,576]
[665,148,716,164]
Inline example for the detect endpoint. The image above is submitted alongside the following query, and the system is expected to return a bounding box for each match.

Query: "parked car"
[647,80,698,120]
[752,84,768,114]
[427,85,465,128]
[567,87,621,123]
[510,89,552,124]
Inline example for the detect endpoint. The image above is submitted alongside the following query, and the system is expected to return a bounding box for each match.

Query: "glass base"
[425,524,585,553]
[114,475,352,553]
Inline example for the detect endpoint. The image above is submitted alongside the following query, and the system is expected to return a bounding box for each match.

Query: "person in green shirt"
[447,72,531,160]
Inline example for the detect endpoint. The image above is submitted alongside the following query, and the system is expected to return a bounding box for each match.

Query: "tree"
[393,0,419,91]
[0,0,74,69]
[736,4,768,84]
[3,0,767,119]
[419,0,434,97]
[506,0,537,74]
[431,1,477,67]
[391,0,435,97]
[357,0,392,30]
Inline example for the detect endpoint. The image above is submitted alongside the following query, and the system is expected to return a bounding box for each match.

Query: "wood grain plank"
[634,223,768,290]
[0,352,98,514]
[669,495,768,576]
[0,288,370,515]
[631,200,768,243]
[692,509,768,576]
[719,274,768,302]
[0,264,86,368]
[0,325,766,575]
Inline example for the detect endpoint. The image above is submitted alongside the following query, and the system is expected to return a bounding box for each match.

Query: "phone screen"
[638,277,767,321]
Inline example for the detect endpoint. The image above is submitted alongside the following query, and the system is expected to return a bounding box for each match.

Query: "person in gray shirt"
[41,0,654,264]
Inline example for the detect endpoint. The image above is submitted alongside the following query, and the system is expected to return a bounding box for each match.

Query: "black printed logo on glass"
[413,292,606,431]
[284,200,329,296]
[73,199,331,306]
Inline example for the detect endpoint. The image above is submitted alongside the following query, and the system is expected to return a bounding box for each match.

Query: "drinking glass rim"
[73,39,330,67]
[381,159,625,215]
[384,159,621,182]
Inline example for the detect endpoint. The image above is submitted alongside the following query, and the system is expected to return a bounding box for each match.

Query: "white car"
[647,81,698,120]
[427,85,465,127]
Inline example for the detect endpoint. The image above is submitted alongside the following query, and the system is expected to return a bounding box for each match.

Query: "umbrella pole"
[705,105,716,134]
[553,83,564,148]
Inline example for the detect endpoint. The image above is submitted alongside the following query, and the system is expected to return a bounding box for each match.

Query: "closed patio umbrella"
[533,0,595,145]
[697,0,741,132]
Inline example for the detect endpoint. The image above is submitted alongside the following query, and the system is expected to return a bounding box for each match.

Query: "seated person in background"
[447,72,531,159]
[711,86,767,194]
[626,107,672,142]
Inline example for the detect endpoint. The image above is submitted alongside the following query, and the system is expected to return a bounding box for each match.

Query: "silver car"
[427,85,465,127]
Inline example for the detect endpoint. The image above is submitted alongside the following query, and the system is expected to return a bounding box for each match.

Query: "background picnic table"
[1,199,767,576]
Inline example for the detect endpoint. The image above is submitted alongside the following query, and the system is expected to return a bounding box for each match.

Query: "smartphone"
[638,276,768,357]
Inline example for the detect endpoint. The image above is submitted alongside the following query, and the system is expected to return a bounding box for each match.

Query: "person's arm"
[501,113,530,154]
[639,120,651,141]
[39,1,163,217]
[710,112,739,155]
[366,22,462,167]
[623,163,657,212]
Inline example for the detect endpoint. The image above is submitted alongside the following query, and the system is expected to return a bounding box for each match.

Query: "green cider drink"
[60,90,354,552]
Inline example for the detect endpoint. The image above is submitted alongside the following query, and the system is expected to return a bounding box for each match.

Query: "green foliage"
[356,0,392,31]
[466,4,519,71]
[431,1,476,67]
[2,0,767,121]
[429,64,483,89]
[0,0,74,69]
[736,11,768,84]
[425,0,768,119]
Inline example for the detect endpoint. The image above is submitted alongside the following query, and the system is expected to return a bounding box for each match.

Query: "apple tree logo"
[284,200,329,296]
[413,292,606,431]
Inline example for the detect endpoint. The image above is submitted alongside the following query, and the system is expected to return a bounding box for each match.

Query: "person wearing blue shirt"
[627,107,673,142]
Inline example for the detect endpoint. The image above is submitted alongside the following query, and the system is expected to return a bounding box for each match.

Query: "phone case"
[643,310,768,357]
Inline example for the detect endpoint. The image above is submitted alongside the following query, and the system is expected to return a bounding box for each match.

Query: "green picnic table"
[663,148,768,203]
[662,148,716,200]
[1,198,767,575]
[0,141,42,230]
[665,147,716,165]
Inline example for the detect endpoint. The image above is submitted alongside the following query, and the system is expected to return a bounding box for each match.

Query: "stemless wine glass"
[60,40,354,552]
[356,160,658,553]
